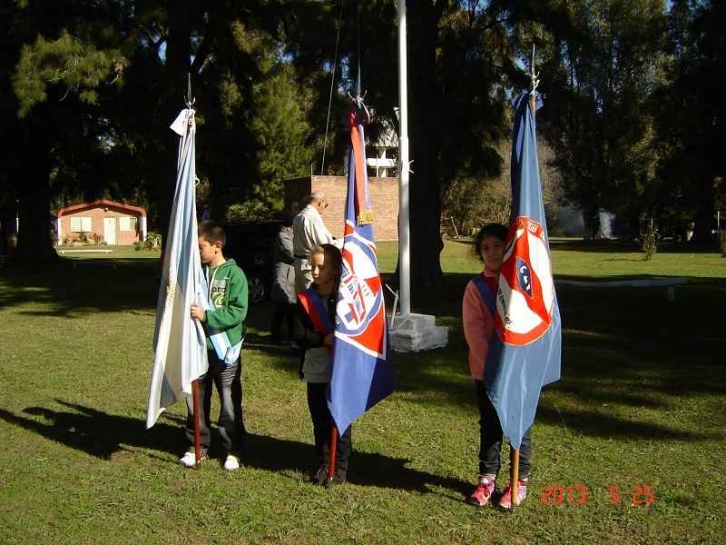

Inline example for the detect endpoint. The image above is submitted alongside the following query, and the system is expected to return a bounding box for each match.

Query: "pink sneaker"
[498,480,528,510]
[467,477,496,507]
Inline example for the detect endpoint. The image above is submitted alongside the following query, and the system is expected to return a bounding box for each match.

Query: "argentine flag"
[146,108,208,429]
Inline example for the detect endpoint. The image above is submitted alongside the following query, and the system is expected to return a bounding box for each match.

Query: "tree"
[2,2,129,261]
[655,0,726,242]
[515,0,668,239]
[443,135,562,237]
[404,1,511,287]
[282,1,511,292]
[1,1,312,259]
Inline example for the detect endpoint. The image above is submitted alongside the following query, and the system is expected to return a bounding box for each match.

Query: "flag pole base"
[388,313,448,352]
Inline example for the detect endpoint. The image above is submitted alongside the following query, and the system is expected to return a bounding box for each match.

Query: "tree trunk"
[581,200,602,240]
[402,2,446,293]
[692,172,715,243]
[14,123,57,263]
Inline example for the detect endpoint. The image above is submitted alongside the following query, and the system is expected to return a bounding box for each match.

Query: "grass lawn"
[0,240,724,544]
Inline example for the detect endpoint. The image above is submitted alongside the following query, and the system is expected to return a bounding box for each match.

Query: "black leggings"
[306,382,352,471]
[475,379,532,479]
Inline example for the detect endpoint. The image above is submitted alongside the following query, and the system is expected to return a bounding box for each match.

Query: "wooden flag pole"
[192,379,202,465]
[327,425,339,484]
[511,449,520,508]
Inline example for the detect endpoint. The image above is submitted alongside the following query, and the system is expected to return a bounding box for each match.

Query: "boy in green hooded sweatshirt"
[182,220,249,471]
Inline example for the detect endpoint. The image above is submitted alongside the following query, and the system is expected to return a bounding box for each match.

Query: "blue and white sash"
[198,267,242,365]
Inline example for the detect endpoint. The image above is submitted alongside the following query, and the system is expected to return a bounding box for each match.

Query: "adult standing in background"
[270,217,296,343]
[293,193,340,293]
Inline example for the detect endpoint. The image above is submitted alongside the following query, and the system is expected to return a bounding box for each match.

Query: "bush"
[144,232,161,250]
[133,241,143,251]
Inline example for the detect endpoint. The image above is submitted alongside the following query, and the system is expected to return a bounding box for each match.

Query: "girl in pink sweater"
[462,224,531,509]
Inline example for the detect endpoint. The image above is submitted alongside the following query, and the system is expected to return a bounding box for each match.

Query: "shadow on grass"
[549,238,720,254]
[245,270,726,441]
[245,433,469,494]
[0,401,179,460]
[0,259,160,314]
[536,404,719,441]
[0,400,468,495]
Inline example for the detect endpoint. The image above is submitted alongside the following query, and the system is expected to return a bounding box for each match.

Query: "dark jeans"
[185,351,246,455]
[271,302,296,342]
[306,382,352,472]
[475,379,532,479]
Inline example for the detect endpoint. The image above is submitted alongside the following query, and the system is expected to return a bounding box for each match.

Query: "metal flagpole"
[398,0,411,316]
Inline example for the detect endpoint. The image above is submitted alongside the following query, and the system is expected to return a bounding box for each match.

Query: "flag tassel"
[326,425,339,485]
[192,379,202,465]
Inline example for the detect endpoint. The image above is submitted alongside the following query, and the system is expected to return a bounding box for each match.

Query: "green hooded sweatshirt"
[203,258,248,350]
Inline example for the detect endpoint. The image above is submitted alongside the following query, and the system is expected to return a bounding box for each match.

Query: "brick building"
[284,175,399,241]
[57,199,147,246]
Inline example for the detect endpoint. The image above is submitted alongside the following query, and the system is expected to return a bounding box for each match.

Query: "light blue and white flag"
[146,108,208,429]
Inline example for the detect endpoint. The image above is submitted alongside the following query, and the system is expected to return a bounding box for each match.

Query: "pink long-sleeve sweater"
[462,270,498,380]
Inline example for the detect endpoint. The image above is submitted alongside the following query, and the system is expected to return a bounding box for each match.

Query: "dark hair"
[198,219,226,247]
[310,243,342,277]
[472,223,508,261]
[282,216,294,228]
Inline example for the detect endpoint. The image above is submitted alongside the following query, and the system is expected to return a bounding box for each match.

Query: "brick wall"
[284,175,399,241]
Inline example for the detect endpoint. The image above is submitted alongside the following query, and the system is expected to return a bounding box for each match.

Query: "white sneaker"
[223,454,240,471]
[179,451,205,468]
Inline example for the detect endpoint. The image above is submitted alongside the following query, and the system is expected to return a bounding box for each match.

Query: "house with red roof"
[57,199,147,246]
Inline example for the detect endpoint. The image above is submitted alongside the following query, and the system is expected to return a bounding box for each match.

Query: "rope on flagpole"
[320,0,346,176]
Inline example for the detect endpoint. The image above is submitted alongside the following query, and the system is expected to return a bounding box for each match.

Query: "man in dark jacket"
[270,217,296,343]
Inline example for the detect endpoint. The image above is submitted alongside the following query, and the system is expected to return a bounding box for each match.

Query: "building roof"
[57,199,147,218]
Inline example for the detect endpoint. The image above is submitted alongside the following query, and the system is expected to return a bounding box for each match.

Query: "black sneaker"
[312,464,329,485]
[326,467,347,486]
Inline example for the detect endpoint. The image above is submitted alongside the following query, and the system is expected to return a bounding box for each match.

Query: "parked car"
[224,220,282,305]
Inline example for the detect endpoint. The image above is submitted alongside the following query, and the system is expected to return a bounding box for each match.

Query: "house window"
[119,217,138,232]
[70,216,92,232]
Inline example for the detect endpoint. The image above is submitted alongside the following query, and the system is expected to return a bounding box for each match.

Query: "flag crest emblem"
[337,230,386,358]
[495,216,555,346]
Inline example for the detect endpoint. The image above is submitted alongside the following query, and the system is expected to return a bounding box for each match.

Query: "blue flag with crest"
[328,95,394,434]
[484,90,562,449]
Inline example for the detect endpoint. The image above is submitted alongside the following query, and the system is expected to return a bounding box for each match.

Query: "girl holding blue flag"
[292,243,351,485]
[463,224,533,509]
